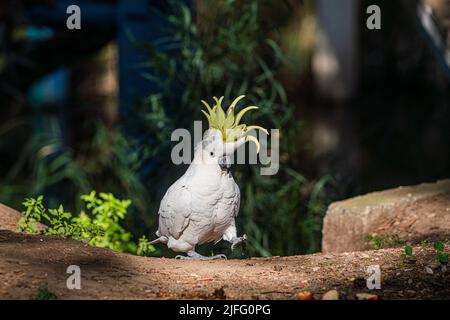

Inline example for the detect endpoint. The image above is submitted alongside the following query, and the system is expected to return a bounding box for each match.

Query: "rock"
[425,267,434,275]
[0,203,23,232]
[322,180,450,253]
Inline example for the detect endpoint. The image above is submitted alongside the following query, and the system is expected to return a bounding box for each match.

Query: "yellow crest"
[200,95,268,152]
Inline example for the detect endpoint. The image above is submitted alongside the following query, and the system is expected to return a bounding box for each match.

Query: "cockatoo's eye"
[210,152,214,157]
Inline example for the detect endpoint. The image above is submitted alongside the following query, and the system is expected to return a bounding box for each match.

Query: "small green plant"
[367,234,405,250]
[19,197,101,239]
[17,192,155,255]
[18,196,103,241]
[136,235,155,257]
[434,241,444,252]
[35,286,57,300]
[17,196,45,234]
[367,235,385,250]
[404,244,413,257]
[401,243,416,265]
[78,191,137,253]
[433,241,449,265]
[420,239,429,247]
[43,205,104,241]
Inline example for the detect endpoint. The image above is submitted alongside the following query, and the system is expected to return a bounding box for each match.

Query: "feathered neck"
[188,147,223,176]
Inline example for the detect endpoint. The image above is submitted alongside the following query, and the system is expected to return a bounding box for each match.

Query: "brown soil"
[1,229,449,300]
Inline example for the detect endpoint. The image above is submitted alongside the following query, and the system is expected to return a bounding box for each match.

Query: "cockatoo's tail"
[200,95,268,153]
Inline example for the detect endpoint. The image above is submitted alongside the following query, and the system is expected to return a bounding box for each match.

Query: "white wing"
[157,177,192,240]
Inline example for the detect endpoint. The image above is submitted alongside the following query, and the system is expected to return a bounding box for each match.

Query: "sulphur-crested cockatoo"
[150,95,268,260]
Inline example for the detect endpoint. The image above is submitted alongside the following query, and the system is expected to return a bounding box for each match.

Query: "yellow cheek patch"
[200,95,268,152]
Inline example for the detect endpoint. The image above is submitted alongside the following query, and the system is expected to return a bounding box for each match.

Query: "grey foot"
[175,251,227,260]
[231,234,247,251]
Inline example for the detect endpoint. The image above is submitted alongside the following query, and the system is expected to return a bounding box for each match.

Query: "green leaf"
[434,241,444,252]
[437,252,449,264]
[404,245,413,257]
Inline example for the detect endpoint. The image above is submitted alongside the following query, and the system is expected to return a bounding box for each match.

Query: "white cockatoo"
[150,95,268,260]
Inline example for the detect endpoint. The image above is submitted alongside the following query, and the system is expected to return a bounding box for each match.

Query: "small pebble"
[356,293,379,300]
[273,265,283,271]
[322,290,339,300]
[297,291,314,300]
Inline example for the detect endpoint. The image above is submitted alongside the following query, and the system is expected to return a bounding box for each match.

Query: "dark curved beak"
[219,155,231,170]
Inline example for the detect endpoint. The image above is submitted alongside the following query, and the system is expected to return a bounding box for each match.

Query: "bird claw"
[214,254,227,260]
[175,253,227,260]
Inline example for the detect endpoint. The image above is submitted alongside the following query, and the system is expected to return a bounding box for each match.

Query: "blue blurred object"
[29,68,70,107]
[28,67,70,158]
[25,26,54,42]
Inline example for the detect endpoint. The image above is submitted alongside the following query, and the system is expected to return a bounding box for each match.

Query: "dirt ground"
[0,229,449,300]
